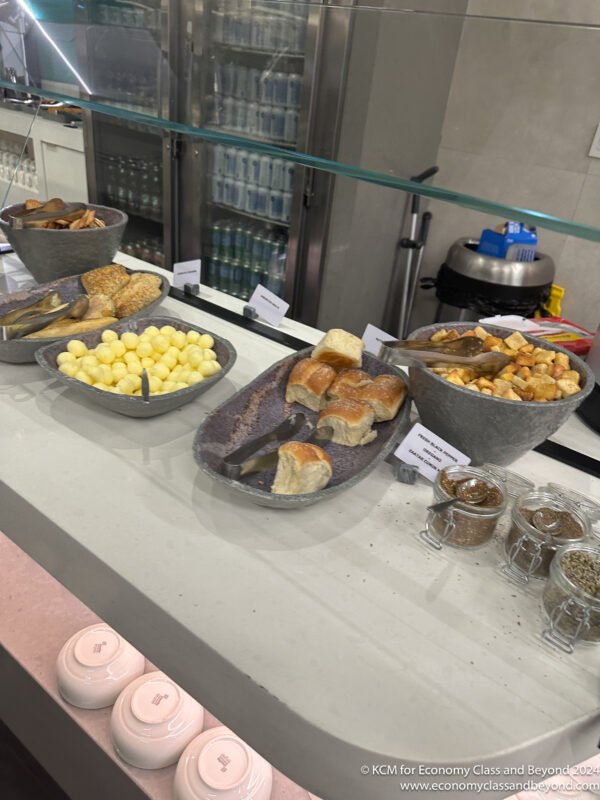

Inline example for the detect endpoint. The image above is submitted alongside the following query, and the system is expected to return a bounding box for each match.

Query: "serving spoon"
[427,477,489,514]
[379,342,511,377]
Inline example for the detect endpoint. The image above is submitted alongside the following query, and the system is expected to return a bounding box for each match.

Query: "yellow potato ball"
[80,355,99,369]
[59,362,78,378]
[203,349,217,361]
[144,325,160,337]
[162,381,176,393]
[186,330,201,344]
[151,334,170,354]
[101,329,118,343]
[175,382,189,391]
[151,363,170,381]
[199,334,214,349]
[136,341,154,359]
[96,345,115,364]
[170,331,187,350]
[167,345,180,358]
[160,354,177,370]
[74,370,93,385]
[168,370,181,382]
[187,350,204,369]
[116,378,135,395]
[139,334,152,344]
[111,363,128,382]
[57,351,76,366]
[177,350,189,365]
[141,357,155,369]
[148,376,162,393]
[178,370,191,385]
[159,325,177,337]
[187,372,205,386]
[199,361,215,377]
[212,362,222,372]
[129,374,142,390]
[67,340,87,357]
[110,340,126,358]
[123,351,139,364]
[120,331,139,350]
[133,389,142,396]
[127,362,143,377]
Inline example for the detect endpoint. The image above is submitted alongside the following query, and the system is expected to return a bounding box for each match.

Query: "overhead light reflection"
[16,0,92,94]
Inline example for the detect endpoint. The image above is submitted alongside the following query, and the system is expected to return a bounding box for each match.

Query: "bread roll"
[81,264,130,297]
[113,273,162,318]
[285,358,336,411]
[271,442,333,495]
[83,293,116,320]
[359,375,407,422]
[318,398,376,447]
[25,316,119,338]
[312,328,364,370]
[328,369,372,400]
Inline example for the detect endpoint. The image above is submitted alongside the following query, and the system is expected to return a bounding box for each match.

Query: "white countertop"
[1,254,600,800]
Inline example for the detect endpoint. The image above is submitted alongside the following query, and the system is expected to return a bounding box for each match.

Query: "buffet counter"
[1,253,600,800]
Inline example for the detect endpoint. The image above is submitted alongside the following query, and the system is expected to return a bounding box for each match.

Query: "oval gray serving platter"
[0,268,169,364]
[193,349,412,509]
[35,316,237,418]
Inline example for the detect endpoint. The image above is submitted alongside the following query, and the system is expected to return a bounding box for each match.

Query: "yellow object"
[121,332,139,350]
[67,340,87,357]
[101,330,118,343]
[57,352,76,365]
[535,284,564,318]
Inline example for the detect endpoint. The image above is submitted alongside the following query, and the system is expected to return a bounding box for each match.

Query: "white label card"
[248,284,290,327]
[362,323,397,356]
[394,422,470,483]
[173,259,201,288]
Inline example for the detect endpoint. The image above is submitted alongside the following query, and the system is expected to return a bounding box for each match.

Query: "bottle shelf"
[212,42,304,59]
[210,200,290,228]
[206,123,296,150]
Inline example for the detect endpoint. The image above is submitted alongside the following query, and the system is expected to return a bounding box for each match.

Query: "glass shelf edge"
[2,81,600,244]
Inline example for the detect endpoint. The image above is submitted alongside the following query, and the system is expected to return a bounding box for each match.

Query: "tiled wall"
[413,1,600,333]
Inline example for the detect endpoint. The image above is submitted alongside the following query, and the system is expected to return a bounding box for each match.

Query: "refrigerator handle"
[303,168,316,209]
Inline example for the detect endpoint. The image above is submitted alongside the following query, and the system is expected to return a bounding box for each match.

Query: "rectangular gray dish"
[0,268,169,364]
[35,316,237,418]
[193,349,411,508]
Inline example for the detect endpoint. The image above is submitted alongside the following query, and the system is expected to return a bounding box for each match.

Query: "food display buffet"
[1,238,600,800]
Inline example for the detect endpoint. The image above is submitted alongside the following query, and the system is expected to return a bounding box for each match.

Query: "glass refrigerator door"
[79,1,175,269]
[189,0,310,302]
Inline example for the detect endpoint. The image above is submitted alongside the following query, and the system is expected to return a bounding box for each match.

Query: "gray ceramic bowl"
[194,348,411,508]
[0,269,169,364]
[35,316,236,418]
[407,322,594,466]
[0,202,127,282]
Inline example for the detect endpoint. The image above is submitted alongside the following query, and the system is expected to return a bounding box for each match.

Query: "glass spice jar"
[420,465,507,550]
[542,483,600,543]
[542,544,600,653]
[503,492,589,584]
[481,463,535,502]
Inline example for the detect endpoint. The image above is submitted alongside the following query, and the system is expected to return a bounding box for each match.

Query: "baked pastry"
[318,398,376,447]
[82,293,116,320]
[312,328,364,370]
[285,358,336,411]
[112,273,162,318]
[271,442,333,495]
[25,316,118,338]
[359,375,407,422]
[81,264,130,297]
[328,369,372,399]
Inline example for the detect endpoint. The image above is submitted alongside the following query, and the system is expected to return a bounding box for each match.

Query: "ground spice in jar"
[543,550,600,643]
[505,505,584,578]
[432,473,504,547]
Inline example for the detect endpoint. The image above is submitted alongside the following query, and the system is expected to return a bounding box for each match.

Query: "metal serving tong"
[378,338,511,377]
[221,413,334,480]
[0,295,89,341]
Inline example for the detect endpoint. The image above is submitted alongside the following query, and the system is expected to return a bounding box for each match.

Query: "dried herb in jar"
[543,550,600,643]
